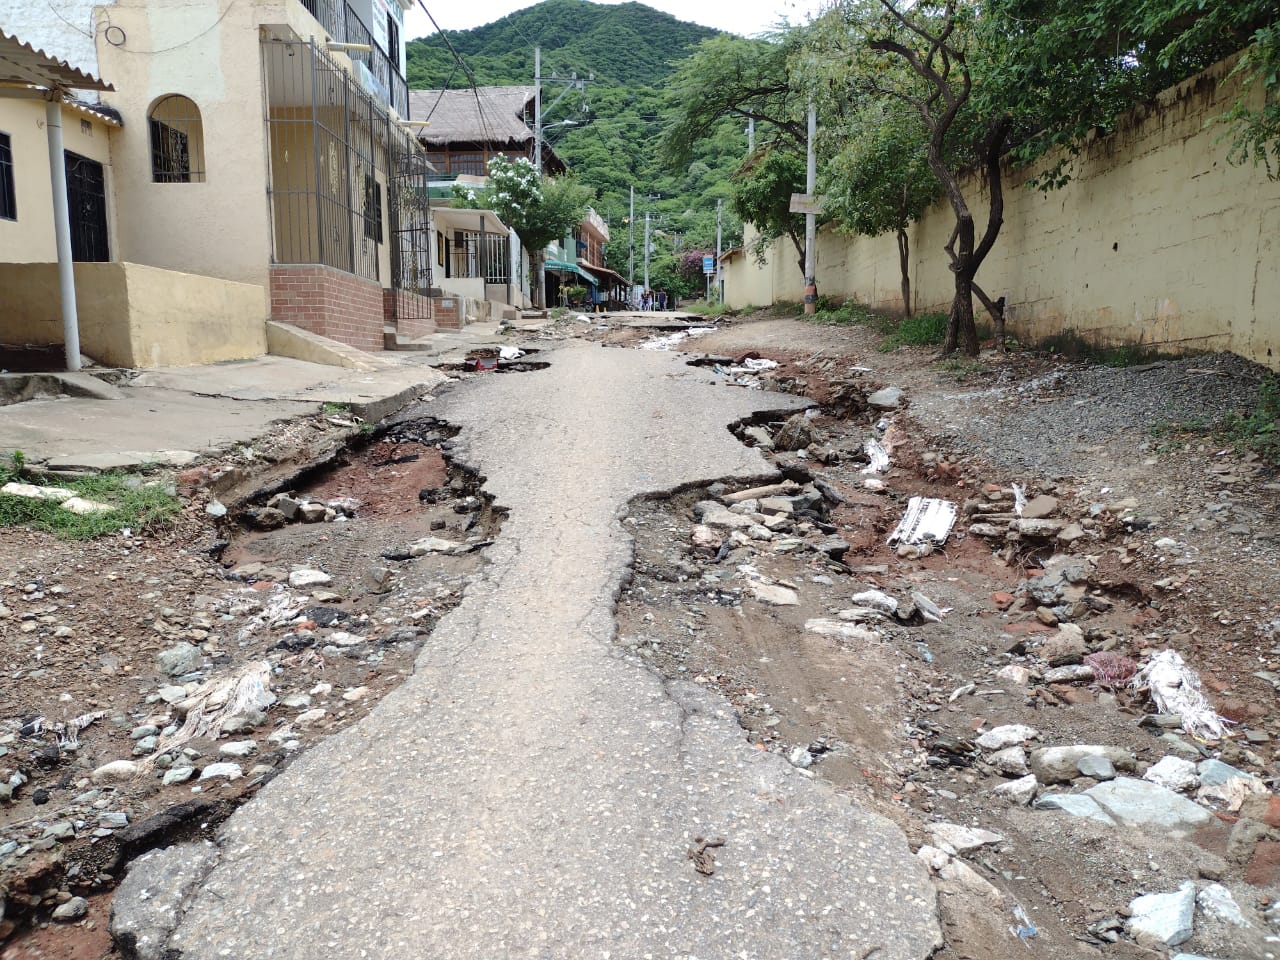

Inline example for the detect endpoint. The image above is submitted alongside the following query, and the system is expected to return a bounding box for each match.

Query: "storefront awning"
[546,259,599,284]
[583,263,628,288]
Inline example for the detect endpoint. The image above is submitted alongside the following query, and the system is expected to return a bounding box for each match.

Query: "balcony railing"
[299,0,409,118]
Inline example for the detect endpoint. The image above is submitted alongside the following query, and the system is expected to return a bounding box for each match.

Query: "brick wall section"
[432,297,462,330]
[382,289,436,340]
[269,264,386,352]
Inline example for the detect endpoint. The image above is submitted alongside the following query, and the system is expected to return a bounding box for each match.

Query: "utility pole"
[533,46,542,174]
[803,97,817,316]
[715,198,722,304]
[628,185,635,295]
[747,118,754,153]
[643,211,650,292]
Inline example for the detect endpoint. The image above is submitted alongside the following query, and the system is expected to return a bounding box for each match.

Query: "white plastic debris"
[861,439,890,475]
[150,661,275,761]
[641,327,716,351]
[1134,649,1229,741]
[741,357,778,371]
[498,346,524,361]
[887,497,957,547]
[1012,483,1028,516]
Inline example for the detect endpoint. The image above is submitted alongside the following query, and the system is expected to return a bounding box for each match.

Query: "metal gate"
[65,151,109,262]
[387,147,432,319]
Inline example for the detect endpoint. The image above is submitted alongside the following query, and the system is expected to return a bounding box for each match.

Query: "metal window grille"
[262,37,424,291]
[148,95,206,183]
[0,132,15,220]
[298,0,407,118]
[444,232,508,283]
[64,151,109,262]
[389,149,433,294]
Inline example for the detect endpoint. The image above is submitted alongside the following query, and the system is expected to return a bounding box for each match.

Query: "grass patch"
[879,311,949,351]
[0,470,182,539]
[320,401,352,416]
[936,357,986,382]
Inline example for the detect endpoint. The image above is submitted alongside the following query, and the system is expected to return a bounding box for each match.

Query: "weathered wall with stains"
[723,57,1280,369]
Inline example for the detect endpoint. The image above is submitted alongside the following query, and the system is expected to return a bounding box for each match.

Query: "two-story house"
[3,0,451,367]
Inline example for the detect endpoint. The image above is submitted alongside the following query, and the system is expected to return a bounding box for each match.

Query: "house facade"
[2,0,453,366]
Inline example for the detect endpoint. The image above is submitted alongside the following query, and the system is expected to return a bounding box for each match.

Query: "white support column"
[45,98,81,371]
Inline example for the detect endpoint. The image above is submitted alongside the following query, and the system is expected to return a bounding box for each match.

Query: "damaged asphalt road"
[141,343,942,959]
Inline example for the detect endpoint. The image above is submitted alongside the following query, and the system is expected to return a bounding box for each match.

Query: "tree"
[814,1,1010,356]
[453,155,591,308]
[731,146,808,277]
[818,99,939,316]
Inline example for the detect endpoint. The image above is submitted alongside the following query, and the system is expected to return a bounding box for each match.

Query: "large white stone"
[1144,756,1200,793]
[1085,777,1212,834]
[287,569,332,588]
[1,481,75,501]
[1196,883,1248,927]
[975,724,1040,751]
[993,774,1038,805]
[751,582,799,606]
[926,823,1004,854]
[1128,882,1196,947]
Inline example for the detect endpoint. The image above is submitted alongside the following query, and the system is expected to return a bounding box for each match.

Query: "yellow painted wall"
[728,58,1280,369]
[0,99,116,263]
[0,261,267,367]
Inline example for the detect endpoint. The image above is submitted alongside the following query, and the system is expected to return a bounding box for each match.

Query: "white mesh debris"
[887,497,957,546]
[1134,649,1229,741]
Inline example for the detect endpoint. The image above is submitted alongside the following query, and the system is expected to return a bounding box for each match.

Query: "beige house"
[1,0,457,368]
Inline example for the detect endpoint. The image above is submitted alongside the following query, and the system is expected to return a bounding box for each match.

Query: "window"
[386,12,400,74]
[148,95,205,183]
[0,133,14,220]
[363,174,383,243]
[448,152,484,176]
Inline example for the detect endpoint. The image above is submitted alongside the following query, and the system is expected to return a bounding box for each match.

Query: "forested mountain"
[405,0,749,295]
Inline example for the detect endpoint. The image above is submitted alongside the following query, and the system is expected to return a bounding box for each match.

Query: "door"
[64,151,109,262]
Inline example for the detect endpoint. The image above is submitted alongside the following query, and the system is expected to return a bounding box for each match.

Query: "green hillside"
[405,0,747,296]
[405,0,717,87]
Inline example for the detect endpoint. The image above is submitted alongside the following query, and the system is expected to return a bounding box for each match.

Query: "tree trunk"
[972,281,1007,353]
[896,225,912,318]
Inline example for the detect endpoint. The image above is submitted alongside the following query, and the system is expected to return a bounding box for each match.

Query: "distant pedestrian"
[658,290,668,311]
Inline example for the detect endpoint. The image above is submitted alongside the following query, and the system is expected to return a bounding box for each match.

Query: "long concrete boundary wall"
[722,57,1280,369]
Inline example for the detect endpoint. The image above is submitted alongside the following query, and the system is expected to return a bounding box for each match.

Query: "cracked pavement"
[154,343,942,959]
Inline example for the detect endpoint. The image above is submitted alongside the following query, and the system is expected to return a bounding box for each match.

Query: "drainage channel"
[0,413,501,950]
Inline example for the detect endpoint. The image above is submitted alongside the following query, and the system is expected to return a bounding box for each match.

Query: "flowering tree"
[453,155,591,308]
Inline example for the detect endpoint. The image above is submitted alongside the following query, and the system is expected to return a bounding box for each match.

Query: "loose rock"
[1128,882,1196,947]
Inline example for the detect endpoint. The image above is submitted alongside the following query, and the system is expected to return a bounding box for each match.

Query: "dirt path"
[613,311,1280,959]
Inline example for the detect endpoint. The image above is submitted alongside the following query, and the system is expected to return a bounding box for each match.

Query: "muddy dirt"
[0,412,499,952]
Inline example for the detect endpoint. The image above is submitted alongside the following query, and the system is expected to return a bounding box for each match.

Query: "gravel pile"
[925,352,1270,479]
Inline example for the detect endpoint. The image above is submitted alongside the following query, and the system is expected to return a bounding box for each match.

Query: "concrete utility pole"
[715,198,722,303]
[628,185,635,294]
[533,46,542,174]
[46,100,80,371]
[747,118,754,153]
[803,97,817,316]
[643,211,650,292]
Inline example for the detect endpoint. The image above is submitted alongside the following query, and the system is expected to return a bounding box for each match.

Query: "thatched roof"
[408,86,535,148]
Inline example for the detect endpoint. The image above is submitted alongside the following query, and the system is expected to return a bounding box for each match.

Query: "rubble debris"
[687,836,725,876]
[861,439,890,474]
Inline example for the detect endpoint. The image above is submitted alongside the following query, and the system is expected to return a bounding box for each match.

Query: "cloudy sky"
[403,0,825,43]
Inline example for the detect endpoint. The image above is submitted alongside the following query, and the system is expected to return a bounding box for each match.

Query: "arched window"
[148,95,205,183]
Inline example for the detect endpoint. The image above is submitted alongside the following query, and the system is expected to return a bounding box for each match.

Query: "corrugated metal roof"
[407,86,536,147]
[0,29,113,93]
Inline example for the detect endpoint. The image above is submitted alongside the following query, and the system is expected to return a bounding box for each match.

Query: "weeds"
[0,471,182,539]
[879,311,949,351]
[936,357,985,382]
[0,450,24,485]
[320,401,353,416]
[1147,373,1280,466]
[1223,372,1280,465]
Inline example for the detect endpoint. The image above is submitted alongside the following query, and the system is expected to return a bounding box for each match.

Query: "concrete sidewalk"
[0,354,451,471]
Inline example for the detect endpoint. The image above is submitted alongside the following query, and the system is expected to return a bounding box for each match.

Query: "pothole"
[0,413,502,948]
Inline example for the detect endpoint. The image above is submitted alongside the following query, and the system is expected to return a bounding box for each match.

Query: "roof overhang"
[433,206,510,235]
[0,29,113,99]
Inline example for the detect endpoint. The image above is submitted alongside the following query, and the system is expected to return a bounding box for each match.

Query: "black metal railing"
[298,0,409,118]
